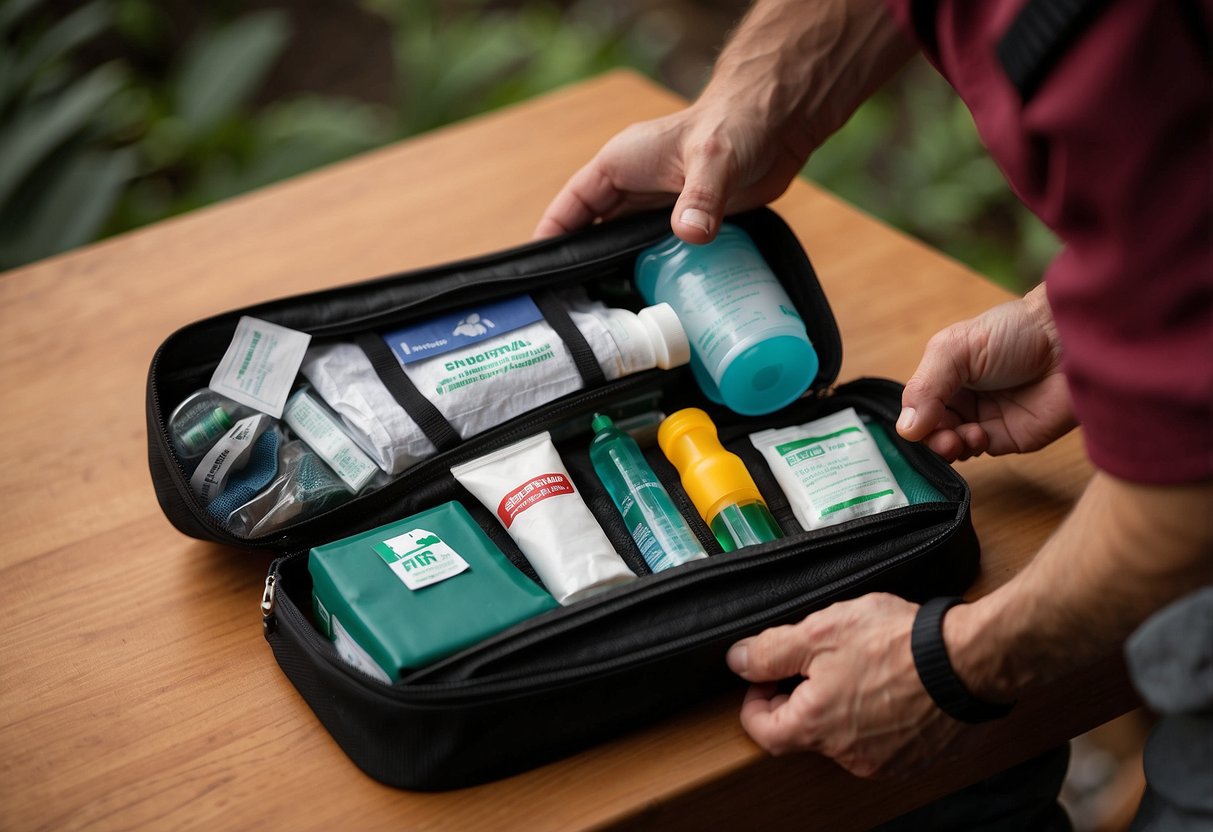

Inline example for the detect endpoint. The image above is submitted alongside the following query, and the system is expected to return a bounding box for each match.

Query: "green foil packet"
[309,500,558,681]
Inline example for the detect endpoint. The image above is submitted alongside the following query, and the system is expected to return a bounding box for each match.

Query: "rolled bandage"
[301,292,688,475]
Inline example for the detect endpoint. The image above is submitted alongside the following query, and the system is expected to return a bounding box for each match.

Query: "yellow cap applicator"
[658,408,783,552]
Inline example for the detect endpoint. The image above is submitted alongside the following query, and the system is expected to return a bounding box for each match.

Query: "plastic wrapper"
[225,438,357,537]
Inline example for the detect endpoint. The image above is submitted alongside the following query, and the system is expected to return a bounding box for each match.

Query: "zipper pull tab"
[261,574,277,634]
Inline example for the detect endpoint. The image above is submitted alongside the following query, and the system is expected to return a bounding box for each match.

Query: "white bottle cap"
[638,303,690,370]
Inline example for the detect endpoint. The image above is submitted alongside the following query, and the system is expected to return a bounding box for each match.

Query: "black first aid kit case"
[147,207,980,791]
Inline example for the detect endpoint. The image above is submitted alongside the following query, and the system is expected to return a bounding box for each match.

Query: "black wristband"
[911,597,1015,724]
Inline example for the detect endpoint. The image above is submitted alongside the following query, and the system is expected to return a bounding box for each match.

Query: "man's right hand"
[533,0,916,244]
[897,283,1078,460]
[532,98,809,245]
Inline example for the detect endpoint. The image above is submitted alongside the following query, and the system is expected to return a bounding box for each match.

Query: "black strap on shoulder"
[532,291,607,388]
[355,332,462,453]
[909,0,940,56]
[1177,0,1212,66]
[997,0,1110,102]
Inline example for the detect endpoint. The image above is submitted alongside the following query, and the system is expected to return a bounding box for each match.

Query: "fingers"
[727,621,816,683]
[898,324,977,442]
[924,422,990,462]
[533,161,624,240]
[535,116,686,239]
[670,137,734,243]
[740,683,812,756]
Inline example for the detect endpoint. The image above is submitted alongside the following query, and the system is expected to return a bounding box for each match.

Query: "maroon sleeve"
[888,0,1212,484]
[1019,1,1211,484]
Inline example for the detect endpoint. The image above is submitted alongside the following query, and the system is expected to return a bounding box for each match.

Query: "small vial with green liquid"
[589,413,708,572]
[657,408,783,552]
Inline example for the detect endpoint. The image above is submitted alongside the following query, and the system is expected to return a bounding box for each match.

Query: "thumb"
[727,624,815,683]
[899,323,976,441]
[671,141,733,243]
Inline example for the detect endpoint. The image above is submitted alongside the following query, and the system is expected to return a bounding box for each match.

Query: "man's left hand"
[726,593,967,777]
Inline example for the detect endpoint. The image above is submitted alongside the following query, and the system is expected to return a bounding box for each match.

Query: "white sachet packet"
[750,407,908,531]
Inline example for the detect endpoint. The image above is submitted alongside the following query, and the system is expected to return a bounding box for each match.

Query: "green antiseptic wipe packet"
[309,501,558,682]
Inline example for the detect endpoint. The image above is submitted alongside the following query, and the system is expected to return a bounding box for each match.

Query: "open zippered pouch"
[147,207,980,790]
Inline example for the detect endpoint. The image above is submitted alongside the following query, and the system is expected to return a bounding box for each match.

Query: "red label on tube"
[497,473,575,527]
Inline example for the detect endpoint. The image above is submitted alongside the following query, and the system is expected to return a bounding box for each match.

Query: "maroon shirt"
[887,0,1212,484]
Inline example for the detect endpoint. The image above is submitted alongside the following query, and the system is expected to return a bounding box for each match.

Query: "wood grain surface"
[0,70,1136,831]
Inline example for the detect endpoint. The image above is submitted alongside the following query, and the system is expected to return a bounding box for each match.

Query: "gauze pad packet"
[301,291,688,475]
[750,407,908,531]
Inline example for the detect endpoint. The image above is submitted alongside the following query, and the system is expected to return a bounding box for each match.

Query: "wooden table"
[0,70,1137,830]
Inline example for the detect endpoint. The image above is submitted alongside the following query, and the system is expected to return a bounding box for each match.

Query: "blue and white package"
[383,295,543,366]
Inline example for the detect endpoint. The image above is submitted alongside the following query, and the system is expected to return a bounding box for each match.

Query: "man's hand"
[727,593,966,778]
[897,283,1077,461]
[532,101,808,245]
[533,0,915,244]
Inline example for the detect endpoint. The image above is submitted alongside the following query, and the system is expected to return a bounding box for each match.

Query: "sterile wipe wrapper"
[750,407,909,531]
[451,432,636,605]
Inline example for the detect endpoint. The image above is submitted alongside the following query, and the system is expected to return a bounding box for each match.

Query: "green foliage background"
[0,0,1056,289]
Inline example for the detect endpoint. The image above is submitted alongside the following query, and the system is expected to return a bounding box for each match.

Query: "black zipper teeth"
[296,214,833,342]
[302,245,660,339]
[148,361,248,539]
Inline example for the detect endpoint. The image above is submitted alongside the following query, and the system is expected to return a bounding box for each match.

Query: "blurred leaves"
[803,60,1060,291]
[0,0,131,267]
[366,0,666,134]
[1,0,663,270]
[1,0,1048,289]
[174,11,289,136]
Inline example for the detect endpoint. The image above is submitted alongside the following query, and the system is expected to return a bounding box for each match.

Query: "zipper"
[300,246,661,339]
[261,573,277,634]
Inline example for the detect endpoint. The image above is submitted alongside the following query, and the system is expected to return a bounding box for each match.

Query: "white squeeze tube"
[301,290,690,474]
[451,432,636,605]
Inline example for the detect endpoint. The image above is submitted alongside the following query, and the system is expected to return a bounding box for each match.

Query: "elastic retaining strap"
[911,597,1016,724]
[533,291,606,388]
[356,333,462,453]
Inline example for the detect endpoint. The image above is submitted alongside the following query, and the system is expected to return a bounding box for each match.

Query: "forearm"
[947,472,1213,700]
[702,0,916,153]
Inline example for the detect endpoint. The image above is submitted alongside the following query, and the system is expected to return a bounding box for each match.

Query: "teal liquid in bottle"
[589,414,708,572]
[635,223,818,416]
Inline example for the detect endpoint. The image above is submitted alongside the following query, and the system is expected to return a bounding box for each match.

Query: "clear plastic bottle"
[635,223,818,416]
[657,408,783,552]
[589,413,708,572]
